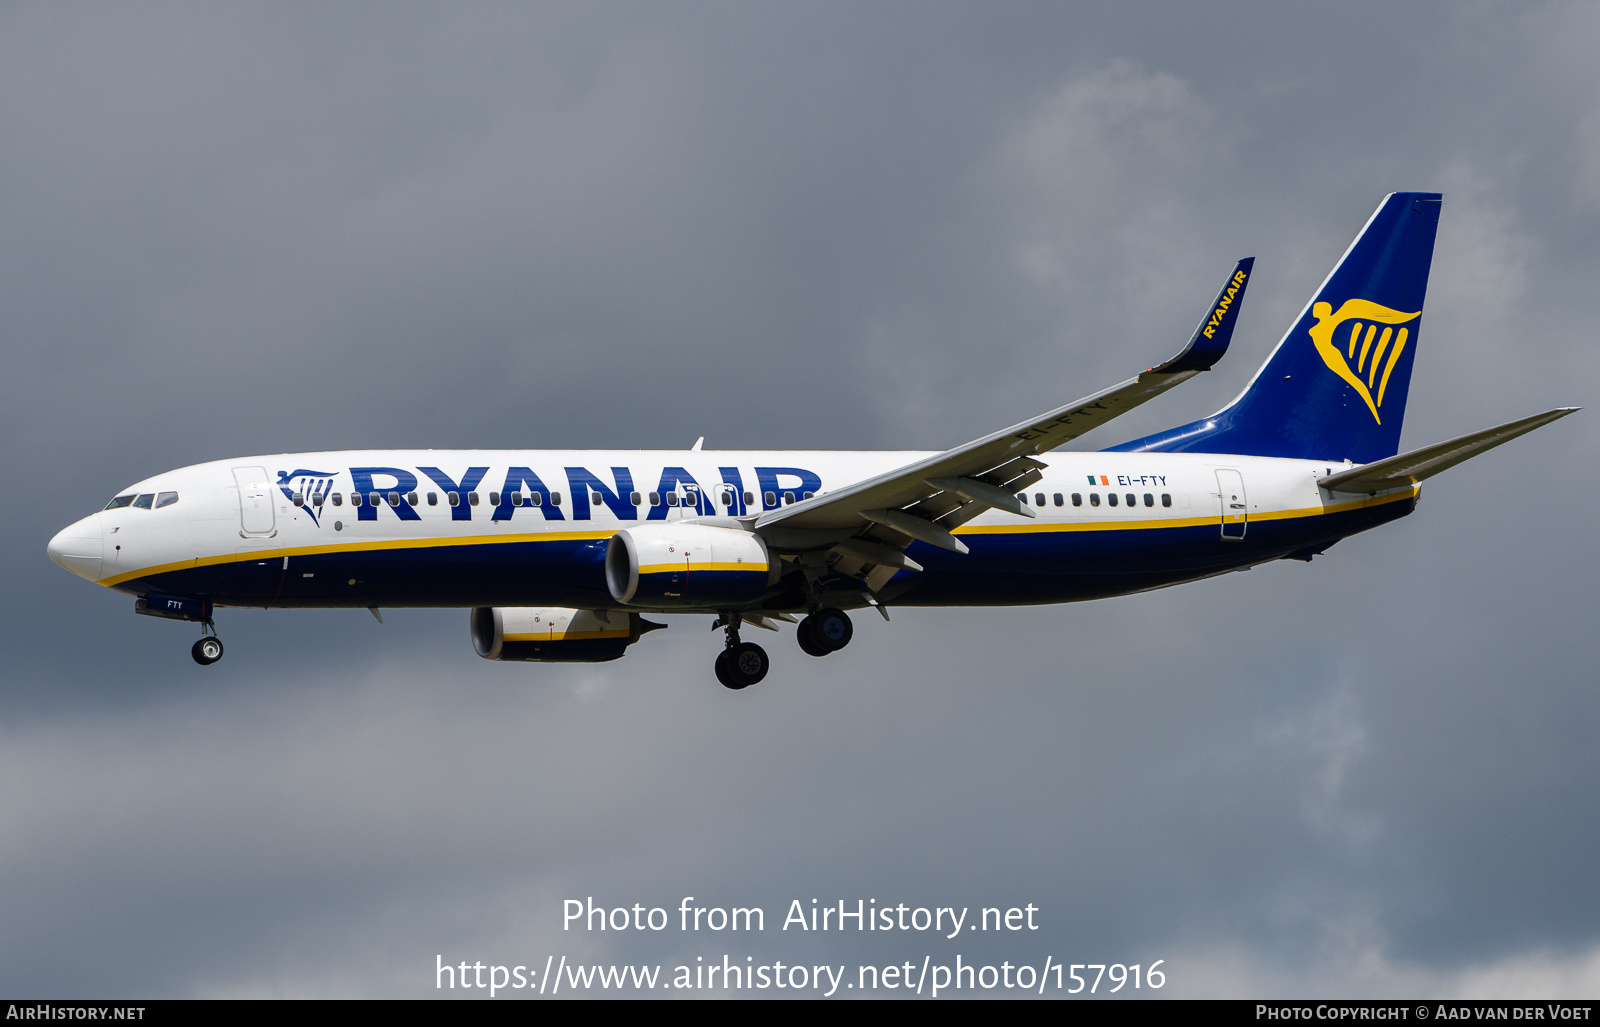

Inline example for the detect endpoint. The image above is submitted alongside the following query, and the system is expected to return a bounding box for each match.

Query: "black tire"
[796,617,831,657]
[724,641,769,688]
[714,649,744,689]
[192,637,224,666]
[812,608,853,652]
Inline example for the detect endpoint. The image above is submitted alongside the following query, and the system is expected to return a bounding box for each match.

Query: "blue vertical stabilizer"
[1108,192,1441,463]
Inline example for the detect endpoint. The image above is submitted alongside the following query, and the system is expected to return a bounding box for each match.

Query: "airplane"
[47,192,1576,689]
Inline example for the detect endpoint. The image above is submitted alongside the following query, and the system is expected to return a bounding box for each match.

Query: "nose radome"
[48,515,103,582]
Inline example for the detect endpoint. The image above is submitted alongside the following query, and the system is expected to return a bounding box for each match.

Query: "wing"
[752,258,1255,589]
[1318,407,1578,494]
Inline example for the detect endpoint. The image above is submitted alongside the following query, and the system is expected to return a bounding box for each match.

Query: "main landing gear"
[191,621,224,666]
[711,605,856,688]
[797,607,852,657]
[713,613,769,690]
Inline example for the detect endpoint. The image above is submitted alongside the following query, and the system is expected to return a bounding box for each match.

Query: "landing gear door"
[233,466,277,537]
[1216,468,1247,540]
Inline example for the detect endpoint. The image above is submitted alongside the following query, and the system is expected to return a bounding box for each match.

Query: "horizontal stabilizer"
[1319,407,1578,494]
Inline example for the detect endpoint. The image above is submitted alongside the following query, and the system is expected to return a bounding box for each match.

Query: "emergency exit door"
[1216,468,1247,540]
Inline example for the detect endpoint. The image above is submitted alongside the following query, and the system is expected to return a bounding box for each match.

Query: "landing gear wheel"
[716,641,769,689]
[192,636,224,666]
[796,617,831,657]
[714,650,740,689]
[811,608,853,652]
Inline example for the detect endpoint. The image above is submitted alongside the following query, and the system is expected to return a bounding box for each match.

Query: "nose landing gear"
[191,620,224,666]
[712,613,769,689]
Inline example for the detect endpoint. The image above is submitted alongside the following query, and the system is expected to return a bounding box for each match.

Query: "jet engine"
[470,607,663,663]
[605,522,776,608]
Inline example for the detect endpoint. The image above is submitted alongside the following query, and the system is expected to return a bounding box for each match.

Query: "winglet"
[1154,257,1254,374]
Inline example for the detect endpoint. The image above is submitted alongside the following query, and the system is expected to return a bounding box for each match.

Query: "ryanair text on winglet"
[1202,268,1249,338]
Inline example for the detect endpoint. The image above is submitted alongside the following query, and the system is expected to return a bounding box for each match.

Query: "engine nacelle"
[470,607,662,663]
[605,522,775,608]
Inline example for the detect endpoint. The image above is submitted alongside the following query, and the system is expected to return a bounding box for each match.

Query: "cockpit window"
[132,494,155,510]
[155,492,179,509]
[105,494,136,510]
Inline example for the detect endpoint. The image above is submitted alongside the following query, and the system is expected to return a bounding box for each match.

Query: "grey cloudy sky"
[4,1,1599,998]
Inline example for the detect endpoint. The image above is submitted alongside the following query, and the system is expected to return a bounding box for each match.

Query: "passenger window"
[351,493,363,508]
[387,492,400,507]
[630,492,641,505]
[1090,493,1100,507]
[1016,493,1027,504]
[592,492,603,506]
[156,492,179,509]
[1072,493,1082,507]
[469,493,480,506]
[1054,493,1063,507]
[369,492,380,507]
[407,492,418,506]
[783,492,795,505]
[133,494,155,509]
[744,492,754,505]
[1144,493,1154,507]
[666,493,679,507]
[529,492,542,506]
[331,493,343,507]
[551,492,562,506]
[1032,493,1043,506]
[311,492,323,507]
[1122,493,1132,507]
[447,492,459,507]
[764,491,777,507]
[292,493,305,507]
[649,492,661,505]
[1161,493,1172,507]
[1108,493,1118,507]
[427,492,438,506]
[803,491,814,501]
[489,491,500,506]
[105,494,136,510]
[510,491,523,507]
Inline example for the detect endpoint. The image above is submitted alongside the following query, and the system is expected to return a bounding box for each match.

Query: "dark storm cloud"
[2,1,1597,997]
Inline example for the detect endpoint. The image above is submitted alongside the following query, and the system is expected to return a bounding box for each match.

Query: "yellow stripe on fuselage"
[955,487,1416,536]
[99,488,1415,587]
[96,527,616,587]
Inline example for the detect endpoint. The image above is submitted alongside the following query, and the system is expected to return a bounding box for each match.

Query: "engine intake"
[605,523,775,608]
[470,607,663,663]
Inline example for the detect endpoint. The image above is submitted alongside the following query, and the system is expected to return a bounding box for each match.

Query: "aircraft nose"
[48,515,103,582]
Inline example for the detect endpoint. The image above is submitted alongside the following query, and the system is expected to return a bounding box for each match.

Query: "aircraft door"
[1216,468,1247,539]
[233,466,277,536]
[667,483,702,521]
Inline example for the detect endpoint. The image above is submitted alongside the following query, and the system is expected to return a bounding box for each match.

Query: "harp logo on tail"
[1309,299,1420,424]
